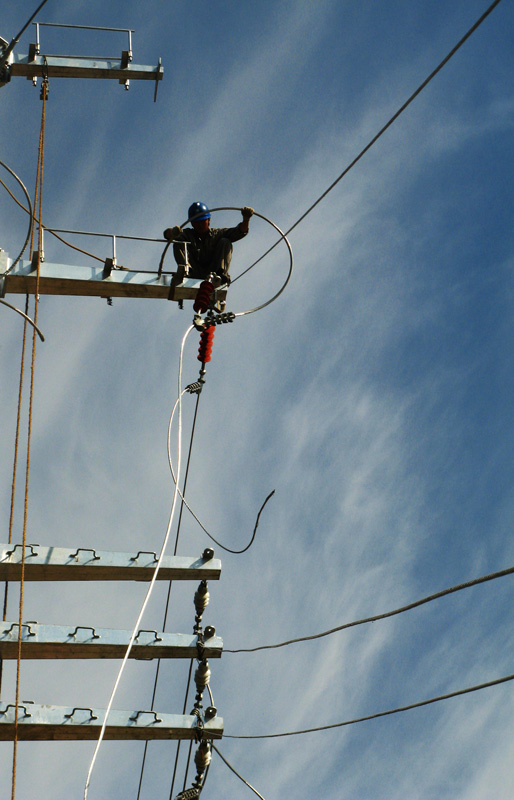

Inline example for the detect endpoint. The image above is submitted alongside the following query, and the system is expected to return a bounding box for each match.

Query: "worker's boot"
[169,264,186,298]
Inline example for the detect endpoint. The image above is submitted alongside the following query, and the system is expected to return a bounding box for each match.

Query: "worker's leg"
[174,243,206,280]
[213,238,233,279]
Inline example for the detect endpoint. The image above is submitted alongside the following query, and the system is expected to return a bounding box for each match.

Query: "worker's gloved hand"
[241,206,254,220]
[163,225,182,241]
[218,272,231,286]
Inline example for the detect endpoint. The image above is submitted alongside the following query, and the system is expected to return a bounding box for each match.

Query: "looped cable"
[0,162,33,275]
[0,299,45,341]
[183,207,294,318]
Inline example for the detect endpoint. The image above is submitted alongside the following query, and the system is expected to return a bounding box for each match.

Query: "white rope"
[83,324,194,799]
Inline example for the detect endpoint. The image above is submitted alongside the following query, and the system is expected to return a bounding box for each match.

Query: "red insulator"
[197,325,215,363]
[193,280,215,313]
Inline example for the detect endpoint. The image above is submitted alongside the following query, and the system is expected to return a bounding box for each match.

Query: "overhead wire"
[1,174,166,269]
[0,164,33,273]
[168,661,194,800]
[199,490,275,555]
[212,744,267,800]
[232,0,506,284]
[224,671,514,740]
[3,2,503,792]
[0,0,51,70]
[0,180,108,265]
[167,393,276,553]
[0,299,45,341]
[83,324,195,800]
[166,391,203,800]
[136,390,202,800]
[226,563,514,653]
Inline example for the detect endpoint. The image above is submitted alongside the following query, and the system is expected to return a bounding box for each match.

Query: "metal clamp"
[69,626,100,640]
[130,551,158,562]
[130,710,162,724]
[135,629,163,643]
[4,622,36,637]
[0,704,32,717]
[64,707,98,721]
[6,543,39,557]
[68,548,100,561]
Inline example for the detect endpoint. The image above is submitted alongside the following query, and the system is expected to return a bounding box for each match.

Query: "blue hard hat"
[188,201,211,222]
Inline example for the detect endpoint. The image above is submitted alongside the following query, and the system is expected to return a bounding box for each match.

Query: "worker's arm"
[163,224,183,241]
[239,206,254,235]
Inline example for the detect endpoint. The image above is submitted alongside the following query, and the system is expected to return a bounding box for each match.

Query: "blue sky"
[1,1,514,798]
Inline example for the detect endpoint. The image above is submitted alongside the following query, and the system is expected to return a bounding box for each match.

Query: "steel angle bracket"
[0,543,221,582]
[0,620,223,660]
[0,256,227,303]
[8,52,163,83]
[0,702,223,741]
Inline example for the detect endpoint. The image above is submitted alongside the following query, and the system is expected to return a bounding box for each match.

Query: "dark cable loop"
[197,490,275,555]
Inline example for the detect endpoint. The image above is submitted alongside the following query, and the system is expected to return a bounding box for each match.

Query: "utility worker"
[164,202,254,286]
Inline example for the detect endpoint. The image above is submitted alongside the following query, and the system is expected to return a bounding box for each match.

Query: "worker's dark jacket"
[173,225,246,279]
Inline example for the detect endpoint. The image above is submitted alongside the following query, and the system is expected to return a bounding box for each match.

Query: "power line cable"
[201,490,275,555]
[136,391,202,800]
[168,661,194,800]
[0,0,51,70]
[233,0,505,284]
[0,299,45,341]
[224,672,514,739]
[212,744,267,800]
[84,324,194,800]
[166,394,276,553]
[0,164,33,273]
[226,563,514,653]
[167,392,203,800]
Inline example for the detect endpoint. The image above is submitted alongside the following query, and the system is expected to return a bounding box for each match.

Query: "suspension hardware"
[185,380,204,395]
[173,789,200,800]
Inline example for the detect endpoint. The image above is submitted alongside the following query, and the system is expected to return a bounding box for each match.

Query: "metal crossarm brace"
[9,53,164,83]
[0,621,223,660]
[7,52,163,84]
[0,543,221,582]
[0,256,228,303]
[0,703,223,741]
